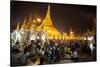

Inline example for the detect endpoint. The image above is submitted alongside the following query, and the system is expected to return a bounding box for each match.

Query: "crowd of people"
[11,38,96,66]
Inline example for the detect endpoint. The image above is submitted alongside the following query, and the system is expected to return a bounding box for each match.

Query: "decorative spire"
[27,15,33,29]
[21,18,27,29]
[28,15,35,31]
[42,4,53,26]
[16,21,20,31]
[46,4,51,18]
[36,4,61,38]
[70,27,72,33]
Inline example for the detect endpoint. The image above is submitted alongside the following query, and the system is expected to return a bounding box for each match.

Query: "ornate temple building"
[11,5,81,46]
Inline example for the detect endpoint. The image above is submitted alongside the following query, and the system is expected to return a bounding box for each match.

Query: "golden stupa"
[37,5,61,39]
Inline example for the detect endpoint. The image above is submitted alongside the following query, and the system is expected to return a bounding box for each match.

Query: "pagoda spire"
[46,4,51,19]
[70,27,72,33]
[36,4,61,38]
[27,15,33,29]
[21,18,27,29]
[42,4,53,26]
[16,21,20,31]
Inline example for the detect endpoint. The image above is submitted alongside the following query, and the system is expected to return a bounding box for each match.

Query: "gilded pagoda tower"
[37,5,61,39]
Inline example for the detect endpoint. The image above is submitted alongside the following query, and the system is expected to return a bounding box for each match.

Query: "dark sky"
[10,1,96,34]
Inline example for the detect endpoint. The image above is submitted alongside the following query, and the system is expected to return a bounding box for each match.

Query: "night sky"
[10,1,96,34]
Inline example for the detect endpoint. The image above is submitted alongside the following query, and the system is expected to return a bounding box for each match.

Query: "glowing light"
[37,18,41,22]
[88,36,94,41]
[47,30,51,33]
[83,37,86,40]
[37,36,39,39]
[50,37,53,39]
[59,37,61,40]
[70,31,73,34]
[42,34,45,41]
[55,37,58,39]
